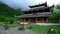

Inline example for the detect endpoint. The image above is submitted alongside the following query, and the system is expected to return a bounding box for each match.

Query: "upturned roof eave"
[15,12,51,18]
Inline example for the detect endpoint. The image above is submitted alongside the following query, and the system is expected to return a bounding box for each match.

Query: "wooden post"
[46,18,48,23]
[24,19,25,22]
[42,17,44,23]
[36,18,37,23]
[29,18,30,23]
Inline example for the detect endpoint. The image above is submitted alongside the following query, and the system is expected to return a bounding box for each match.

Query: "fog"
[0,0,60,11]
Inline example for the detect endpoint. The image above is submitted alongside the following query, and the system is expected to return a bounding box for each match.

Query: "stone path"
[0,26,38,34]
[36,23,60,25]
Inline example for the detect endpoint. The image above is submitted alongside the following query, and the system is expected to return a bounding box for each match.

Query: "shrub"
[27,26,32,29]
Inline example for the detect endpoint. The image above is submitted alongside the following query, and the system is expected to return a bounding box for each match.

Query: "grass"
[0,22,19,28]
[8,24,19,28]
[27,25,60,34]
[0,22,3,27]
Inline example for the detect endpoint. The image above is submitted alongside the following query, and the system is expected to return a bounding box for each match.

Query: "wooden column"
[39,18,41,23]
[29,18,30,23]
[42,17,44,23]
[24,19,25,22]
[46,18,48,23]
[36,18,37,23]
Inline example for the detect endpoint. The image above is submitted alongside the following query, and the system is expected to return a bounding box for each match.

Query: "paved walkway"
[36,23,60,25]
[0,26,38,34]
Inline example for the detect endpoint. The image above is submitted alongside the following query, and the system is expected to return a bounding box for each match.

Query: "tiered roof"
[29,2,47,8]
[15,12,51,18]
[15,2,54,18]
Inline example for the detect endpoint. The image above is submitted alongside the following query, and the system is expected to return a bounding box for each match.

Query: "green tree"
[49,4,60,23]
[5,17,17,24]
[0,2,24,23]
[0,2,24,17]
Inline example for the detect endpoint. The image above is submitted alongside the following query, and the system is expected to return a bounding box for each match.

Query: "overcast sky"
[0,0,60,11]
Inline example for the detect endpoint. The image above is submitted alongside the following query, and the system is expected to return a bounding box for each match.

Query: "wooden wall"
[19,17,49,23]
[19,18,30,23]
[36,17,49,23]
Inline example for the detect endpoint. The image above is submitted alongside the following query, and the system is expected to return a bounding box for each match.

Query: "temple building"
[15,2,54,23]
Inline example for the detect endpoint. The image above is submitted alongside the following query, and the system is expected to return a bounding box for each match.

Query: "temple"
[15,2,54,23]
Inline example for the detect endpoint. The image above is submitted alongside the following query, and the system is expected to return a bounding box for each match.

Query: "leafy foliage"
[0,2,24,23]
[0,3,24,17]
[56,4,60,10]
[49,4,60,23]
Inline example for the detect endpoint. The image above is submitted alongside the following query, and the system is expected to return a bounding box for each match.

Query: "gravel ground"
[0,26,38,34]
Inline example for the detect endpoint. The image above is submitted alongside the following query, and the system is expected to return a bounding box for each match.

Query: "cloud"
[0,0,30,10]
[0,0,60,11]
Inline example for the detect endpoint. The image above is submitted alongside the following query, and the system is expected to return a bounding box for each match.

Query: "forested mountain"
[0,2,24,17]
[0,2,24,22]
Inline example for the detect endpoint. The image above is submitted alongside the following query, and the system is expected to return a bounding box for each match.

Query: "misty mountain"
[0,2,24,17]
